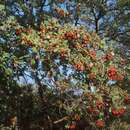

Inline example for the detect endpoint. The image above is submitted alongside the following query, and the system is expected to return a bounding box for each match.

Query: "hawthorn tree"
[1,4,130,129]
[3,0,130,47]
[1,0,130,129]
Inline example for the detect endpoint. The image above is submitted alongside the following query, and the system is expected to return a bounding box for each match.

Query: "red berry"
[107,66,118,80]
[112,108,119,116]
[112,108,126,117]
[96,119,105,128]
[74,62,84,71]
[96,101,104,110]
[68,123,76,129]
[15,29,22,35]
[118,108,126,116]
[124,96,130,104]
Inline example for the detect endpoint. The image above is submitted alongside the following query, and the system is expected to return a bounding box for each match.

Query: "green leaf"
[100,40,105,49]
[127,64,130,70]
[32,47,37,53]
[5,68,12,76]
[31,59,35,65]
[99,112,104,119]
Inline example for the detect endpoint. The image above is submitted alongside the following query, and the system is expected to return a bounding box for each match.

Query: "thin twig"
[53,116,68,124]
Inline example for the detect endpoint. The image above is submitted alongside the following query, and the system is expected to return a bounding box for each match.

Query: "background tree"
[0,1,130,130]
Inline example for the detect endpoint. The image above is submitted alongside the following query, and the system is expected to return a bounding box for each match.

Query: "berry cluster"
[55,8,69,17]
[96,101,105,110]
[95,119,105,129]
[64,31,78,40]
[74,62,84,71]
[124,96,130,104]
[112,107,126,117]
[66,122,76,129]
[89,50,96,59]
[21,36,33,46]
[105,52,114,61]
[60,49,68,60]
[107,66,124,81]
[82,34,90,44]
[107,67,118,80]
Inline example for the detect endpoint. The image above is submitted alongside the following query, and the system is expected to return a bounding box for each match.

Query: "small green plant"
[109,120,130,130]
[0,125,11,130]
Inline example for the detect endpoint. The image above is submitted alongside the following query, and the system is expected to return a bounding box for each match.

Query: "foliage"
[0,126,11,130]
[109,120,130,130]
[0,2,130,130]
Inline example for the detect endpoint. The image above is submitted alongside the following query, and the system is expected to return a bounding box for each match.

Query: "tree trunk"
[95,18,99,33]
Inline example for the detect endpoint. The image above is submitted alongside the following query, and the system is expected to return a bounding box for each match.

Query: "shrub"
[0,16,130,129]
